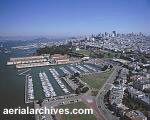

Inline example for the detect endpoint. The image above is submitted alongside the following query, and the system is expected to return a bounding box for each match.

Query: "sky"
[0,0,150,36]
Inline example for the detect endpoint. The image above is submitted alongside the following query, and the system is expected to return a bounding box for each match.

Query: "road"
[96,66,121,120]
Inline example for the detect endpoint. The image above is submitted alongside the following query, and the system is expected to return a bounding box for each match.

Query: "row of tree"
[36,45,72,55]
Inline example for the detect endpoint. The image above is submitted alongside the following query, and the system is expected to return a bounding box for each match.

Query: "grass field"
[75,49,94,56]
[59,102,97,120]
[75,49,120,58]
[80,69,113,89]
[97,50,120,58]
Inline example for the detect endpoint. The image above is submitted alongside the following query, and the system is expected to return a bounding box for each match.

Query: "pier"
[7,55,52,68]
[39,72,56,98]
[76,65,89,73]
[19,68,31,75]
[25,75,34,103]
[49,68,70,94]
[59,67,71,75]
[69,66,81,74]
[16,62,50,68]
[83,64,98,72]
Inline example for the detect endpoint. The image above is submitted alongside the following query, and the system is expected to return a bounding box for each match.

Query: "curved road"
[96,66,121,120]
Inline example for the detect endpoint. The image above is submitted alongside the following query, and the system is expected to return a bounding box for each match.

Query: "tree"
[75,88,81,94]
[109,65,113,68]
[81,87,89,93]
[101,65,108,71]
[36,44,73,55]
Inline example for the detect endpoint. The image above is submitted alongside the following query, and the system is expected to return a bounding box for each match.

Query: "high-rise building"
[105,32,108,37]
[112,31,116,37]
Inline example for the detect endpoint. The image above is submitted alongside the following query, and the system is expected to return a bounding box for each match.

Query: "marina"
[59,67,71,75]
[68,66,81,74]
[76,65,89,73]
[39,72,56,98]
[49,68,70,94]
[23,63,100,102]
[83,64,98,72]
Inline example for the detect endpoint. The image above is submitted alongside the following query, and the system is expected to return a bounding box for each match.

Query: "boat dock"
[83,64,98,72]
[39,72,56,98]
[69,66,81,74]
[76,65,89,73]
[19,68,31,75]
[25,75,34,103]
[49,69,70,94]
[59,67,71,75]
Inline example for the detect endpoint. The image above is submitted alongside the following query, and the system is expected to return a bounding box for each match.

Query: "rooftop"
[125,110,147,120]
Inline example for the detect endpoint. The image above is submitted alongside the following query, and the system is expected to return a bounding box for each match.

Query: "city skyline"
[0,0,150,36]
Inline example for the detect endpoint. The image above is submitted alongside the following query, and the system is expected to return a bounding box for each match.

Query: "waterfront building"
[51,54,70,64]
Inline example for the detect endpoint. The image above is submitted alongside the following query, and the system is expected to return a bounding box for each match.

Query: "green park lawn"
[75,49,94,56]
[75,49,120,58]
[80,69,113,89]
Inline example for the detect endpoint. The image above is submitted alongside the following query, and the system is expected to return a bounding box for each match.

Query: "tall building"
[105,32,108,37]
[112,31,116,37]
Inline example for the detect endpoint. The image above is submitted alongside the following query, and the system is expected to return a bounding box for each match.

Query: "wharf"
[16,62,52,68]
[25,75,34,103]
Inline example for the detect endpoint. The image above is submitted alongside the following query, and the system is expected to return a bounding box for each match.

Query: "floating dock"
[25,75,34,103]
[49,68,70,94]
[39,72,56,98]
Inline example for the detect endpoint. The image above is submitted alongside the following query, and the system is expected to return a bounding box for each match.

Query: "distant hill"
[0,36,38,41]
[0,35,69,42]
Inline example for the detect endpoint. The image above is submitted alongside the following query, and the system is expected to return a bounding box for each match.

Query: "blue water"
[0,46,36,119]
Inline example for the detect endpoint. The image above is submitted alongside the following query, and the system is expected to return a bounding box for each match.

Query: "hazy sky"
[0,0,150,36]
